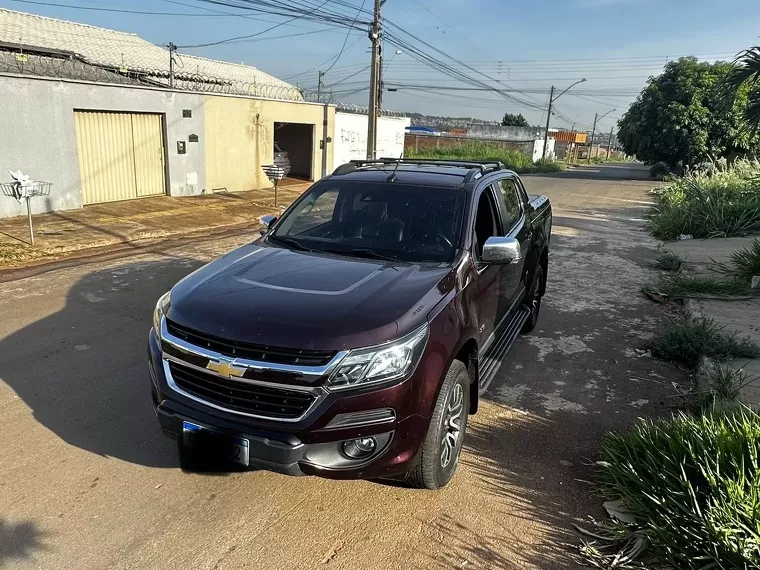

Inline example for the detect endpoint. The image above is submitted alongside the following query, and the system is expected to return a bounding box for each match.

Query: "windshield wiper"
[323,248,401,263]
[267,235,314,252]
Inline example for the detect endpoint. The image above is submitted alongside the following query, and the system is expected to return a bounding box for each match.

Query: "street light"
[379,50,402,107]
[587,108,616,164]
[542,78,587,160]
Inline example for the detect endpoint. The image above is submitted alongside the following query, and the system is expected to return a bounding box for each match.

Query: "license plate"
[182,421,250,467]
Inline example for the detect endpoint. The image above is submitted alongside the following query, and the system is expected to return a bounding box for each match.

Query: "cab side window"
[473,187,502,259]
[497,178,522,231]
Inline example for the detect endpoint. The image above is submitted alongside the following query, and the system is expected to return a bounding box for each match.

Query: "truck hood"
[166,243,454,351]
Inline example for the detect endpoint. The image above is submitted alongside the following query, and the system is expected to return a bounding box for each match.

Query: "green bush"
[649,161,670,179]
[651,318,760,368]
[730,238,760,281]
[691,365,752,412]
[646,159,760,240]
[405,143,564,174]
[598,410,760,569]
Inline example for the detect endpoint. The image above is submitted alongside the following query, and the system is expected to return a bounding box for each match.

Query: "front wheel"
[406,360,470,489]
[521,263,545,334]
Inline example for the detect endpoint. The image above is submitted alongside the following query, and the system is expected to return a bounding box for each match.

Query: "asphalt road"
[0,163,686,570]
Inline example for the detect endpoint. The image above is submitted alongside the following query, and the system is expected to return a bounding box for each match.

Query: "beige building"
[204,96,334,193]
[0,8,335,218]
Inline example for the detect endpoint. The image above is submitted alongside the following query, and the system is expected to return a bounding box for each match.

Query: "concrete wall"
[532,138,556,161]
[333,113,410,168]
[464,124,542,141]
[204,97,334,192]
[0,75,206,218]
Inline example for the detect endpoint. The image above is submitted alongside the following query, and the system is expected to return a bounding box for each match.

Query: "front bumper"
[148,328,433,479]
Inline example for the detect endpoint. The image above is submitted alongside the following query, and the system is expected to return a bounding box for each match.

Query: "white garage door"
[74,111,166,205]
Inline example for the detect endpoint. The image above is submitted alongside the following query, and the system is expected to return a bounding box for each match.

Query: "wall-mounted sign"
[177,141,186,155]
[183,109,192,118]
[188,134,199,143]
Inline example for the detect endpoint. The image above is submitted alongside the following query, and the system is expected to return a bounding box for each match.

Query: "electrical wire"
[178,0,334,48]
[6,0,242,15]
[323,0,365,73]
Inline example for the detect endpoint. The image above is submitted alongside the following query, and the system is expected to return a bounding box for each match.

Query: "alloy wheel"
[440,383,464,468]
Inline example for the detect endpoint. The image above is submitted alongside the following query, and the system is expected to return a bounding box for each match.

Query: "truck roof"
[328,159,517,189]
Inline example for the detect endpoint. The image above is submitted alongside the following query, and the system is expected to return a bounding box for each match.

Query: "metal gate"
[74,111,166,205]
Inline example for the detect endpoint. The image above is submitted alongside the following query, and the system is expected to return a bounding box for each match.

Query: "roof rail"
[332,158,506,178]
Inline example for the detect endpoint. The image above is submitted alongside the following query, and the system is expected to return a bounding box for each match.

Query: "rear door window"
[497,178,523,231]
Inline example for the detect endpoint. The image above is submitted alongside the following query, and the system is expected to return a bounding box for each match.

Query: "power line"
[283,35,364,81]
[323,0,366,73]
[6,0,244,16]
[178,0,334,48]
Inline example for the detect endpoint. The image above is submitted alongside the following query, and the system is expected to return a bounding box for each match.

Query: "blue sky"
[2,0,759,132]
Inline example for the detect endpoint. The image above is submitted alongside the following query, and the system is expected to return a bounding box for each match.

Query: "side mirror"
[481,236,521,264]
[260,215,277,236]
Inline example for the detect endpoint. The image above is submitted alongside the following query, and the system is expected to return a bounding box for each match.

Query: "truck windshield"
[270,181,466,263]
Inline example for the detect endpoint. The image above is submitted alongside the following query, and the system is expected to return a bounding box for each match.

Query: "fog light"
[341,437,377,459]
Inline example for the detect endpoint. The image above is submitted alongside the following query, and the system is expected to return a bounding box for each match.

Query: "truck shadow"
[0,259,207,469]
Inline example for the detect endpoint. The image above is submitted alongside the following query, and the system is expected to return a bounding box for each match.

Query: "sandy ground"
[0,163,688,570]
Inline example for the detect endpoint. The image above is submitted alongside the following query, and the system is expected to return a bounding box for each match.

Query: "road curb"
[0,222,259,283]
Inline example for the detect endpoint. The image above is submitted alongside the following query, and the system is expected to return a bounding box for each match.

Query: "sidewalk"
[0,182,308,269]
[664,237,760,406]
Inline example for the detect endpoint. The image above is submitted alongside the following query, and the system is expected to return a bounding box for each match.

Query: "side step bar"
[478,306,531,395]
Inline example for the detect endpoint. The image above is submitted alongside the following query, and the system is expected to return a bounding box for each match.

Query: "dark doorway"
[274,122,314,181]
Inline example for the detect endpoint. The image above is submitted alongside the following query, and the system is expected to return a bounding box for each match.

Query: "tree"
[617,57,760,168]
[501,113,529,127]
[723,46,760,131]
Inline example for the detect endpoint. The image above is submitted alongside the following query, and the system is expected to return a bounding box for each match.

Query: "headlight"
[153,291,171,332]
[326,325,429,391]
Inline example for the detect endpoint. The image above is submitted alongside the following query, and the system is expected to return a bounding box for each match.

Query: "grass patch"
[656,275,752,298]
[654,250,683,272]
[730,238,760,281]
[592,410,760,569]
[646,159,760,240]
[691,364,753,412]
[0,242,49,268]
[651,318,760,368]
[405,143,564,174]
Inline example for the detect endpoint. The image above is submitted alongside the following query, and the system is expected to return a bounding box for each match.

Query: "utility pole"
[541,85,554,161]
[607,125,614,159]
[366,0,382,160]
[168,42,177,88]
[316,70,325,103]
[568,121,576,163]
[541,78,586,161]
[587,112,598,164]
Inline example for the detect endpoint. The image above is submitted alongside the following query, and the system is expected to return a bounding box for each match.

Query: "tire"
[521,263,544,334]
[406,360,470,490]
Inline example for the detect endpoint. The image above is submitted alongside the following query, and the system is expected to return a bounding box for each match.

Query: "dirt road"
[0,163,686,570]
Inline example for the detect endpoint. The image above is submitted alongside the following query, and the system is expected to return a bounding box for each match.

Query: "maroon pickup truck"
[148,158,552,489]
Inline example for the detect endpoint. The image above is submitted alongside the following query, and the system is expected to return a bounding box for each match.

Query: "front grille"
[169,362,316,419]
[166,320,336,367]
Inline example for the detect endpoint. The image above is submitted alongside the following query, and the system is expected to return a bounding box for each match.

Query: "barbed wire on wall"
[0,49,143,86]
[332,101,407,118]
[0,48,309,102]
[0,48,409,116]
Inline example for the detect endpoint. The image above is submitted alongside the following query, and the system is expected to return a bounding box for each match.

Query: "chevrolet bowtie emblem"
[206,358,246,379]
